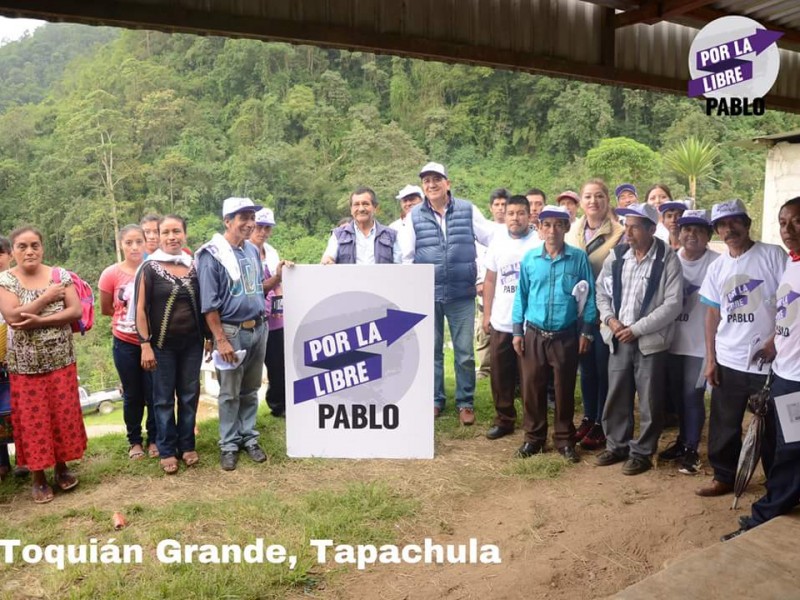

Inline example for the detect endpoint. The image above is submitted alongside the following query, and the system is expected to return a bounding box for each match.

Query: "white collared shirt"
[322,223,402,264]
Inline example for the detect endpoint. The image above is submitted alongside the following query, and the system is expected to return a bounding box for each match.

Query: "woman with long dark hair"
[136,215,205,474]
[0,227,87,503]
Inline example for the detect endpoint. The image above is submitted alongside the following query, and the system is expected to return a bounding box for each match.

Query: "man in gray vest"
[398,162,496,425]
[321,186,400,264]
[594,203,683,475]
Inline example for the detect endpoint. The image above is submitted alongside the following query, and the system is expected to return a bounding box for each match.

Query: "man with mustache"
[321,187,400,265]
[696,199,786,497]
[722,197,800,540]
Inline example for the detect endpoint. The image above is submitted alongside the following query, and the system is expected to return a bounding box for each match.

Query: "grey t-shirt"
[196,240,265,323]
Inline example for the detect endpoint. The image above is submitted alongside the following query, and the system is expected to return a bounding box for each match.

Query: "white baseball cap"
[255,208,275,226]
[222,197,262,218]
[419,162,448,179]
[396,184,424,200]
[711,199,748,224]
[615,203,659,225]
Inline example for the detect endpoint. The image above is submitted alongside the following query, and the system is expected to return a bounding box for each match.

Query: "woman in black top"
[135,215,205,474]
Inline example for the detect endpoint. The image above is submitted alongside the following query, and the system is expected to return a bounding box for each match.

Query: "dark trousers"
[667,353,706,450]
[0,444,8,469]
[578,323,609,423]
[749,374,800,526]
[152,338,203,458]
[113,337,155,447]
[603,343,667,458]
[489,328,520,429]
[520,328,578,449]
[264,327,285,416]
[709,364,775,485]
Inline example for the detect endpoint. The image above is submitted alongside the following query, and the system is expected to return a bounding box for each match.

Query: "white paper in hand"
[572,280,589,317]
[774,391,800,444]
[212,349,246,370]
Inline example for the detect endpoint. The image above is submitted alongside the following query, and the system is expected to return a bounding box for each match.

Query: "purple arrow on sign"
[688,28,783,97]
[303,309,426,366]
[294,352,383,404]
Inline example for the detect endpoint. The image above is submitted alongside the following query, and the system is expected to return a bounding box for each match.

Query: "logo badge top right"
[688,16,783,114]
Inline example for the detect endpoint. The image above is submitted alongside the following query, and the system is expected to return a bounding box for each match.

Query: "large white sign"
[283,265,434,459]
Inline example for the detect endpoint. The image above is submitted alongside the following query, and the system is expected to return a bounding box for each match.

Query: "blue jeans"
[433,298,475,410]
[152,337,203,458]
[113,337,155,447]
[578,323,609,423]
[217,323,268,452]
[747,374,800,527]
[667,353,706,450]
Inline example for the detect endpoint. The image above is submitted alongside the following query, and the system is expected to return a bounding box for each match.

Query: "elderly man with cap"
[249,208,288,418]
[390,185,424,231]
[696,199,786,497]
[595,203,683,475]
[482,195,541,439]
[658,209,719,475]
[722,196,800,541]
[556,191,580,223]
[322,186,400,265]
[512,205,595,461]
[398,162,496,424]
[615,183,638,209]
[197,197,272,471]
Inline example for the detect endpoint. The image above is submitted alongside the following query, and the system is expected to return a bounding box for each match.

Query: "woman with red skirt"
[0,227,87,503]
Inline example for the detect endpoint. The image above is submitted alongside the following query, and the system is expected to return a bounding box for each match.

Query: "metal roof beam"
[687,6,800,46]
[614,0,717,27]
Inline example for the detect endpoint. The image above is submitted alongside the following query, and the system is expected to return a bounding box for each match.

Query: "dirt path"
[304,432,761,600]
[1,429,760,599]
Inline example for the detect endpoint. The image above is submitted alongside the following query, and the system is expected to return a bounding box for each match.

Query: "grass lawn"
[0,348,578,599]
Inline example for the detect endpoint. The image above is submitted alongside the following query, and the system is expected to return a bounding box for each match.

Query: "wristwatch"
[580,333,594,342]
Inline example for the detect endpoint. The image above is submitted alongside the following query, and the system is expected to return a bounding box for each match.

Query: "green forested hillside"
[1,24,799,279]
[1,23,799,387]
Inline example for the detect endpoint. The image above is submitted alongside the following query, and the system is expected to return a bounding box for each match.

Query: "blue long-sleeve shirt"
[512,243,596,336]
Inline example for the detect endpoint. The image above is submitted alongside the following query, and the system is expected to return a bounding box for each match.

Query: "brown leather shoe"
[695,479,733,497]
[459,407,475,426]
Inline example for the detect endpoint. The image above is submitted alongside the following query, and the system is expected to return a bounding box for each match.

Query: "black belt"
[222,315,265,330]
[526,322,576,340]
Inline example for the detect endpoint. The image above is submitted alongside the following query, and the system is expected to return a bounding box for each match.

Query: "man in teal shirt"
[512,206,596,462]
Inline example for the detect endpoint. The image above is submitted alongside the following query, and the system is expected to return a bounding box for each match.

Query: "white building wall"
[763,142,800,248]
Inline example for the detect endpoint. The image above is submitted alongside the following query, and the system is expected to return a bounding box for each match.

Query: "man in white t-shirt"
[657,210,719,474]
[697,199,787,497]
[482,195,541,439]
[722,196,800,540]
[476,188,510,381]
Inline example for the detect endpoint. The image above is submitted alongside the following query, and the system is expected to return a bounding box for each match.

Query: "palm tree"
[662,137,719,201]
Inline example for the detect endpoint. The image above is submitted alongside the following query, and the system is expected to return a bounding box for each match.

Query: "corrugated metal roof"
[0,0,798,111]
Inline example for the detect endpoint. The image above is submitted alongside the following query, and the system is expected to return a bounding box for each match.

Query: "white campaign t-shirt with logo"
[671,247,720,357]
[484,230,542,333]
[700,241,786,374]
[774,259,800,382]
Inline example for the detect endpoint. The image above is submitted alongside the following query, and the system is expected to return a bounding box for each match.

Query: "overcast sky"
[0,16,45,45]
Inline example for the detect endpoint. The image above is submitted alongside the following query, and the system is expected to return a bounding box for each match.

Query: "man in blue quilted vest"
[399,162,496,425]
[321,187,400,264]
